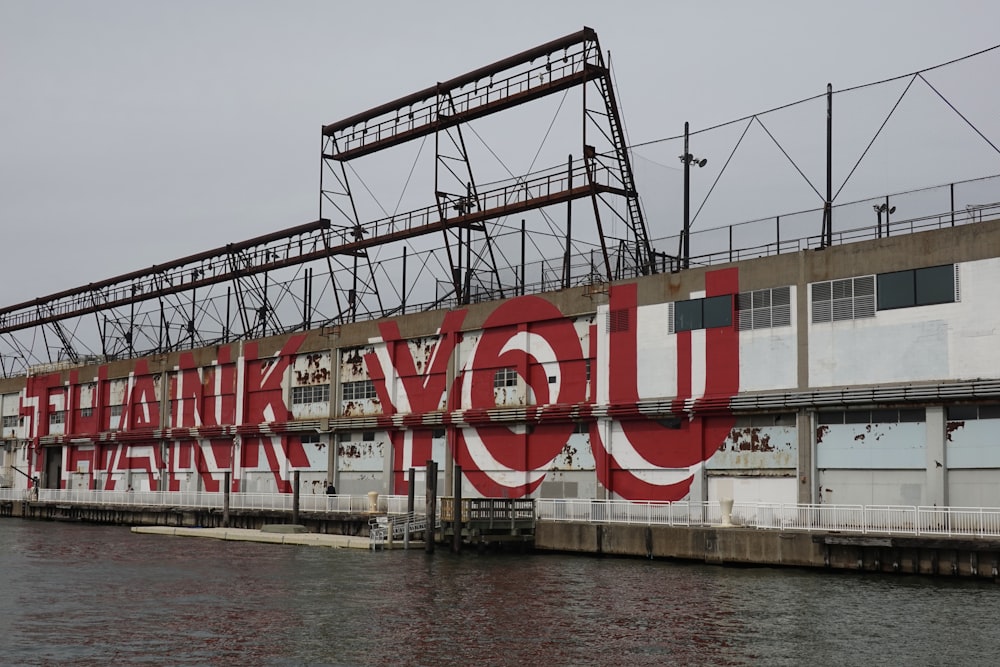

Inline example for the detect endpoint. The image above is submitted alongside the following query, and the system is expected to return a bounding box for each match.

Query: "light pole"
[873,201,895,238]
[679,121,707,270]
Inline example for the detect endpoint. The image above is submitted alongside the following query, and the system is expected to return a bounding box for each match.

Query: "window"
[341,380,376,401]
[672,295,733,333]
[292,384,331,404]
[110,405,124,417]
[80,407,93,418]
[362,431,376,441]
[737,286,791,331]
[947,403,1000,420]
[431,428,446,439]
[1,415,18,429]
[811,276,875,323]
[818,408,925,424]
[573,421,589,434]
[301,434,321,445]
[494,367,518,389]
[877,264,956,310]
[734,413,796,427]
[49,411,66,425]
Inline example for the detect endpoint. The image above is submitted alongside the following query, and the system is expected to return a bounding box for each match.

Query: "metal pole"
[292,469,300,525]
[222,471,230,528]
[950,182,956,227]
[401,247,408,314]
[520,219,526,295]
[425,460,437,554]
[683,121,691,269]
[824,83,833,247]
[407,467,415,515]
[452,465,463,554]
[302,268,312,331]
[563,154,573,289]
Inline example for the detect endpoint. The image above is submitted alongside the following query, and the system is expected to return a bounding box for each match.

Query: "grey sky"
[2,0,999,307]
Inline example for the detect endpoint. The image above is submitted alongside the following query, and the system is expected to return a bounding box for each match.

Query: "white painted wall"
[818,469,926,506]
[810,259,1000,387]
[816,422,926,469]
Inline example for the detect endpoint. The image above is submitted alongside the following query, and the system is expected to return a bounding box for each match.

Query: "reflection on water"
[0,520,996,666]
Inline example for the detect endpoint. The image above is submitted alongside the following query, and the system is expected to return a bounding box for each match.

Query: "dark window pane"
[870,409,898,423]
[703,295,733,329]
[844,410,870,424]
[817,412,844,425]
[877,270,915,310]
[978,404,1000,420]
[898,408,925,422]
[915,264,955,306]
[947,405,978,420]
[674,299,702,332]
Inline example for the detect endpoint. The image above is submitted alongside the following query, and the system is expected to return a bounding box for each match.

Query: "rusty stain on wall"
[946,420,965,441]
[725,427,775,453]
[815,425,830,444]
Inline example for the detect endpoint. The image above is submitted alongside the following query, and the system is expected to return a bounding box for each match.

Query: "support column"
[925,407,947,507]
[222,471,230,528]
[292,469,300,525]
[425,459,437,554]
[797,410,815,504]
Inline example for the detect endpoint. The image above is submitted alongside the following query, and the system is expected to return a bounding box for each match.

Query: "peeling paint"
[946,420,965,441]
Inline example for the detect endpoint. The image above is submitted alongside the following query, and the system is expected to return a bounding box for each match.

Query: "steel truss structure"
[0,27,656,377]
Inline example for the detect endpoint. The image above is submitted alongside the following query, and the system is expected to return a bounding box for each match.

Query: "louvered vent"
[607,308,630,333]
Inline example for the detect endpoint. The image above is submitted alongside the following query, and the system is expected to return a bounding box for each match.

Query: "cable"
[689,118,754,228]
[918,73,1000,157]
[629,41,1000,150]
[754,116,824,201]
[834,75,917,201]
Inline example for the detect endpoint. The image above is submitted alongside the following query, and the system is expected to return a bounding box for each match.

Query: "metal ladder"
[593,67,654,276]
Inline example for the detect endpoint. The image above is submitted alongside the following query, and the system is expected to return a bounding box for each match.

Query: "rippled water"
[0,519,997,666]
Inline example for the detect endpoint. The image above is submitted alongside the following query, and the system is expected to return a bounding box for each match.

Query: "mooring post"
[407,467,415,515]
[426,460,437,554]
[405,467,415,550]
[222,471,231,528]
[292,470,300,525]
[452,465,463,554]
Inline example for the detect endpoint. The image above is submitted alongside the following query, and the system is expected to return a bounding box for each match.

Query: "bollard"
[720,497,734,527]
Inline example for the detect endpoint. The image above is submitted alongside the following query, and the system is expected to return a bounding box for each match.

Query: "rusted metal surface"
[322,28,599,144]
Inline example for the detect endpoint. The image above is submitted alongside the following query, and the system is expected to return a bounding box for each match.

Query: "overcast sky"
[3,0,999,308]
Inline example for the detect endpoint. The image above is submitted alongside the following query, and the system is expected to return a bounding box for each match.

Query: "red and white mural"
[15,268,741,502]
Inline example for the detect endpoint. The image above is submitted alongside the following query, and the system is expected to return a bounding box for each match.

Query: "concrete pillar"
[797,409,815,504]
[925,407,947,507]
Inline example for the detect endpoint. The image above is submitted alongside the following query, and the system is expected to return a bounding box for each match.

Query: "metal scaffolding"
[0,27,655,376]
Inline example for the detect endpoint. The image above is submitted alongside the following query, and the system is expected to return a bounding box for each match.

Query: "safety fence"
[535,499,1000,539]
[5,489,1000,539]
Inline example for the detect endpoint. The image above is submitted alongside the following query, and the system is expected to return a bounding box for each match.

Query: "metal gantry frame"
[0,27,656,376]
[319,26,656,316]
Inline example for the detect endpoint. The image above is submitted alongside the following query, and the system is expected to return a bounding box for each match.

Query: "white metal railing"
[535,499,1000,539]
[2,489,418,515]
[369,511,435,549]
[6,490,1000,539]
